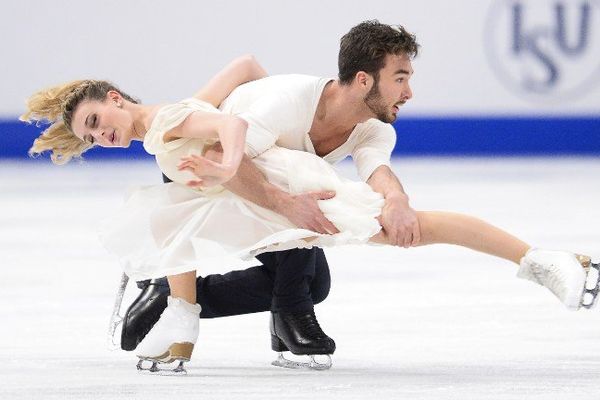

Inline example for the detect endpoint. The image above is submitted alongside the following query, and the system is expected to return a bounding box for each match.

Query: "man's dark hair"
[338,20,419,85]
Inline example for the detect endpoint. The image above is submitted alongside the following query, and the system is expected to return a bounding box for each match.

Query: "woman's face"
[70,92,136,148]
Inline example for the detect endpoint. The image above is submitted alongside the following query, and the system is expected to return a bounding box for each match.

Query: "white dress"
[99,98,385,281]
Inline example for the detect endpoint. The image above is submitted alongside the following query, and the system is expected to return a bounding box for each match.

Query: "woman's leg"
[167,271,197,304]
[136,270,201,366]
[370,211,591,310]
[372,211,531,264]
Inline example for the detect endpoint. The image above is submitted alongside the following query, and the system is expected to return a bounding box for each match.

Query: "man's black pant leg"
[197,248,331,318]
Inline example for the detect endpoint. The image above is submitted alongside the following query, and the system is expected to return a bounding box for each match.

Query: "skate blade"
[271,352,332,371]
[107,314,124,350]
[106,273,129,350]
[136,359,187,375]
[581,262,599,310]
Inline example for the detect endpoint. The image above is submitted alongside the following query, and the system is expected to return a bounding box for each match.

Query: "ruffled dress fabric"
[99,98,384,281]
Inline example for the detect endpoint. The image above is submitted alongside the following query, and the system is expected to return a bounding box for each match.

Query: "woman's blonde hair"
[20,80,138,165]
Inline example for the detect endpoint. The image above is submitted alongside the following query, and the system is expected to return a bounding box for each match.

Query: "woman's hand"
[177,154,238,188]
[172,115,246,189]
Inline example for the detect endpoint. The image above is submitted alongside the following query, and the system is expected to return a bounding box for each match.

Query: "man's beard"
[364,79,395,123]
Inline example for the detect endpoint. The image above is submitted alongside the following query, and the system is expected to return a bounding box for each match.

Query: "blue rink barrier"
[1,116,599,160]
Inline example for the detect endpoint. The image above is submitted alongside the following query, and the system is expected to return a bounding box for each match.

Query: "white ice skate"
[135,296,201,375]
[518,248,599,310]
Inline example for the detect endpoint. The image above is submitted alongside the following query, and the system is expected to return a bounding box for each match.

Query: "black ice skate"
[106,274,170,351]
[122,278,170,351]
[270,309,336,370]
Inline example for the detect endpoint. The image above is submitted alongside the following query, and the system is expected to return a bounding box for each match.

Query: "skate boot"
[518,248,599,310]
[270,308,336,370]
[121,278,170,351]
[135,296,201,375]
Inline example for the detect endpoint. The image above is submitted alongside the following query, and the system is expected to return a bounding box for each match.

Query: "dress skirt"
[99,147,384,281]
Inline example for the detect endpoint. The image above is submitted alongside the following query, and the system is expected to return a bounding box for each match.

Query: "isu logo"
[485,0,600,102]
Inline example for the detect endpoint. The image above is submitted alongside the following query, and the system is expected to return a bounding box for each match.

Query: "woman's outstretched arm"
[168,111,247,187]
[194,55,268,108]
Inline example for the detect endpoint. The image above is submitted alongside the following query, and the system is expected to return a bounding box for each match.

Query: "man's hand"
[276,191,340,234]
[214,149,339,234]
[377,192,420,248]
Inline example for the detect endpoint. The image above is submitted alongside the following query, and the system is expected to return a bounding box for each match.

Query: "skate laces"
[520,249,587,310]
[289,310,327,339]
[531,261,567,300]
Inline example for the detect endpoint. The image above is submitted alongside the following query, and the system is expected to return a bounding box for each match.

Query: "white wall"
[2,0,599,117]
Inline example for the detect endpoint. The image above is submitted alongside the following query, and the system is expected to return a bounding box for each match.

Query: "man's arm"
[367,165,420,248]
[220,154,340,234]
[352,123,420,247]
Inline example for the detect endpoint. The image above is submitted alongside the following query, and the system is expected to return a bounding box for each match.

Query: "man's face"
[364,53,414,123]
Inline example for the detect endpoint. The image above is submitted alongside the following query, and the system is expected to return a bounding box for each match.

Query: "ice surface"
[1,158,599,400]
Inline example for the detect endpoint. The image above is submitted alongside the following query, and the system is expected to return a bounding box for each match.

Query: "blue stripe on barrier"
[392,116,600,155]
[2,116,599,160]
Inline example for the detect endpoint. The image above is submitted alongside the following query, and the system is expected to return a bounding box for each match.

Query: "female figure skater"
[21,56,597,372]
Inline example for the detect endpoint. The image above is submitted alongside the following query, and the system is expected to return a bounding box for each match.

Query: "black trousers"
[153,174,331,318]
[195,248,330,318]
